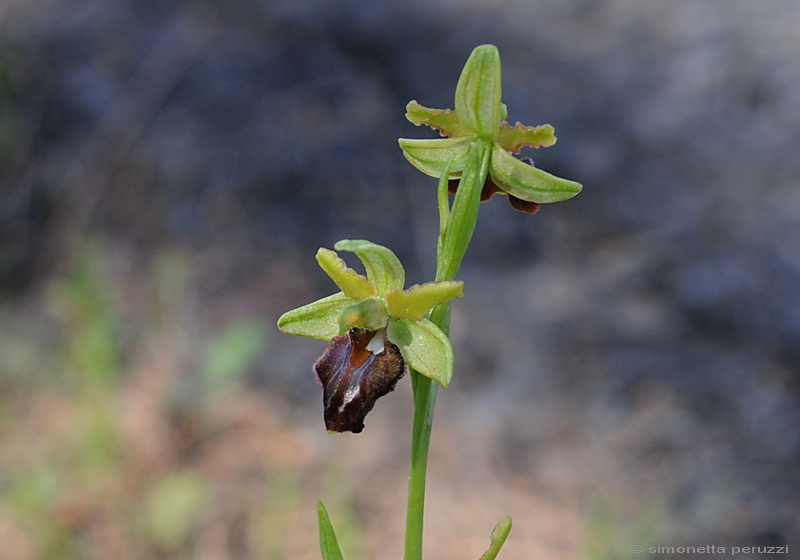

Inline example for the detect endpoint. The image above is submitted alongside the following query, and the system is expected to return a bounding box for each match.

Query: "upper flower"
[398,44,582,211]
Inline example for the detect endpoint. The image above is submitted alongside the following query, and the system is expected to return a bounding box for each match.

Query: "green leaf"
[316,248,377,301]
[496,122,557,152]
[478,516,513,560]
[490,144,582,203]
[384,281,464,320]
[337,297,389,333]
[405,100,473,138]
[277,292,354,341]
[438,140,492,281]
[398,136,471,179]
[386,318,454,387]
[317,501,345,560]
[455,44,502,138]
[334,239,405,295]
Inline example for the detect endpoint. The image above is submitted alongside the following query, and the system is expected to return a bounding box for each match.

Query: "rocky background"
[1,0,798,559]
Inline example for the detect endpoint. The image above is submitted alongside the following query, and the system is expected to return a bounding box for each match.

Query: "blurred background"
[1,0,799,558]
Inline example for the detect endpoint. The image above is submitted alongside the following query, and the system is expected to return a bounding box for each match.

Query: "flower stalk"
[405,139,490,560]
[277,43,582,560]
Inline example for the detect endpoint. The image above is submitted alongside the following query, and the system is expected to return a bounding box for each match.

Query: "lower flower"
[314,328,407,433]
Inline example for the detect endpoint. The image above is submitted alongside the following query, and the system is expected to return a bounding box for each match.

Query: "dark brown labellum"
[508,196,541,214]
[447,156,541,213]
[448,175,500,202]
[314,328,407,433]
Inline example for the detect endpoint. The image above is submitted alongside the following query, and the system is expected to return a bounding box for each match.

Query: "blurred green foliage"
[0,239,318,560]
[140,470,210,550]
[580,497,662,560]
[50,241,121,394]
[202,320,266,395]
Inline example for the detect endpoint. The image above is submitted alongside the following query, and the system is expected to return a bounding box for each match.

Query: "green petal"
[455,44,502,139]
[405,100,473,138]
[386,318,454,387]
[334,239,405,295]
[496,122,557,153]
[338,297,389,333]
[385,281,464,321]
[398,136,471,179]
[490,144,582,203]
[316,248,377,301]
[277,292,354,341]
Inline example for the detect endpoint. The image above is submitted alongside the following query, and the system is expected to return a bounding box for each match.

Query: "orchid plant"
[277,45,582,560]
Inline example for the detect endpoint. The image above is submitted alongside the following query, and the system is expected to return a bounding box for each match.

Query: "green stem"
[404,365,440,560]
[404,141,491,560]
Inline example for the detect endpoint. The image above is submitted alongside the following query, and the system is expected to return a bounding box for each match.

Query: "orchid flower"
[399,45,582,212]
[277,239,463,432]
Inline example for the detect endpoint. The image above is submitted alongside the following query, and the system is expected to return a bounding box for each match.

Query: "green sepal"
[496,122,557,153]
[405,101,473,138]
[398,136,471,179]
[316,248,377,301]
[317,501,345,560]
[478,516,513,560]
[337,297,389,333]
[455,44,502,139]
[490,144,582,203]
[385,281,464,321]
[386,318,454,387]
[334,239,405,296]
[277,292,354,341]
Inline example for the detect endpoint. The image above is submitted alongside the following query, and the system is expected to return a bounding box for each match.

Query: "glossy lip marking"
[315,328,406,433]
